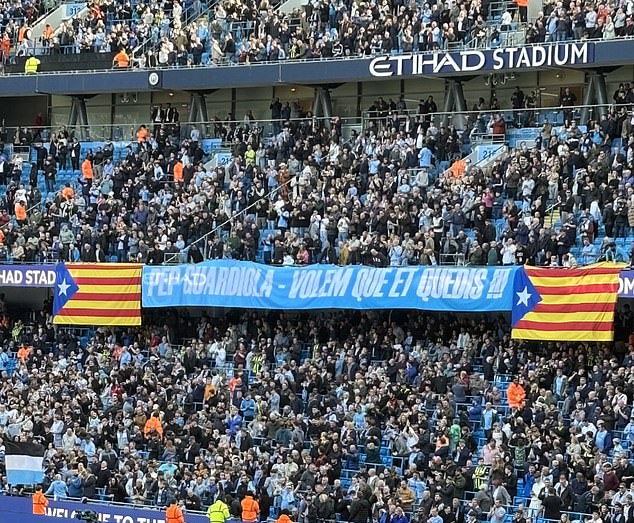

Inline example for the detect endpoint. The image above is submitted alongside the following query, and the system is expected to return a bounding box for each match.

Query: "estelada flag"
[511,262,623,342]
[52,263,142,326]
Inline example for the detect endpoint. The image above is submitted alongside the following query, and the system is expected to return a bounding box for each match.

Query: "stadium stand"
[1,1,634,523]
[0,305,633,523]
[2,0,632,66]
[0,98,630,267]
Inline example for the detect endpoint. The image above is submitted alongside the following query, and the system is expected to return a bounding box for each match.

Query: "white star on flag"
[58,278,71,296]
[516,286,531,307]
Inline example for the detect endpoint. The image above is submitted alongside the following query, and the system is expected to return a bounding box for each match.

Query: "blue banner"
[0,495,208,523]
[619,271,634,298]
[142,261,517,312]
[0,264,56,287]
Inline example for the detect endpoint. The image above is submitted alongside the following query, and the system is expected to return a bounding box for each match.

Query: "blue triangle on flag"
[52,263,79,316]
[511,268,542,328]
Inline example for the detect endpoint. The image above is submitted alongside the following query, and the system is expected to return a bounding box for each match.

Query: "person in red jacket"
[491,113,507,138]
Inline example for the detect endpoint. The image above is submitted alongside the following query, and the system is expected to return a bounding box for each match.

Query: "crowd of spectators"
[1,4,634,523]
[1,304,634,523]
[526,1,634,44]
[2,0,633,67]
[160,0,634,67]
[0,10,631,523]
[41,0,188,57]
[0,92,632,267]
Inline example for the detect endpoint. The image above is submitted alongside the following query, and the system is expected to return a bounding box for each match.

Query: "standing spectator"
[348,491,371,523]
[241,491,260,523]
[541,488,563,521]
[560,88,577,122]
[488,499,506,523]
[506,378,526,409]
[45,474,68,500]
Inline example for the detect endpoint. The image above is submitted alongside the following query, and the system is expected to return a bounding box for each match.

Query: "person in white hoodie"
[529,471,546,517]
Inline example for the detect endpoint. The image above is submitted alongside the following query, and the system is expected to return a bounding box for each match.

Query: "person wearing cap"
[32,485,48,515]
[166,499,185,523]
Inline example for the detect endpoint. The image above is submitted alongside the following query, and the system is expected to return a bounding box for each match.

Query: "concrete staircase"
[31,1,89,48]
[543,208,561,230]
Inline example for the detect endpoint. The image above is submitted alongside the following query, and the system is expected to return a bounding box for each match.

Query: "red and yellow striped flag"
[511,262,623,342]
[53,263,142,326]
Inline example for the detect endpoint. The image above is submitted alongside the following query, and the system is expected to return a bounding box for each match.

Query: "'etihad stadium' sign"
[369,42,593,77]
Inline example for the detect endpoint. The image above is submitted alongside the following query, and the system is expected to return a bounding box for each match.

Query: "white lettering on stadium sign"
[369,42,591,77]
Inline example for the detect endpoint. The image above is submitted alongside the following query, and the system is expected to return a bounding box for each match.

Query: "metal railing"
[127,32,634,68]
[0,101,613,149]
[544,201,561,226]
[436,139,506,182]
[439,253,466,265]
[6,0,67,48]
[165,169,296,263]
[1,115,362,143]
[362,102,624,133]
[11,44,94,57]
[131,0,215,63]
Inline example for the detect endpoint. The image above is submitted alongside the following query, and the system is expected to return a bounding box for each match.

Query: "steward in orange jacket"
[136,125,149,142]
[277,511,293,523]
[82,158,94,181]
[166,502,185,523]
[173,160,183,183]
[506,378,526,409]
[14,200,26,223]
[17,344,31,363]
[144,411,164,438]
[32,487,48,515]
[241,492,260,522]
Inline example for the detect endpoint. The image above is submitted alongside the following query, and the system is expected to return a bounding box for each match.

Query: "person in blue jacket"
[67,471,83,498]
[390,507,408,523]
[45,473,68,499]
[227,407,242,436]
